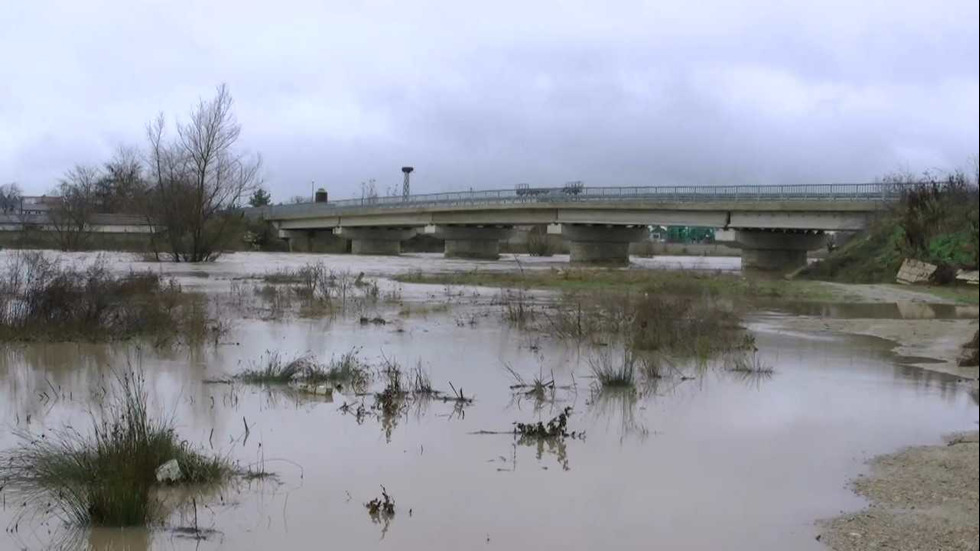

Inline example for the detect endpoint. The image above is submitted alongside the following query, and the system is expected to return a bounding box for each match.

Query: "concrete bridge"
[251,183,897,271]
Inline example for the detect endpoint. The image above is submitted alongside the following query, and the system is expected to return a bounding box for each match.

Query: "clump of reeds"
[235,349,371,391]
[723,352,775,375]
[235,351,314,383]
[0,370,231,527]
[501,288,536,325]
[588,348,639,389]
[504,364,556,403]
[408,361,436,395]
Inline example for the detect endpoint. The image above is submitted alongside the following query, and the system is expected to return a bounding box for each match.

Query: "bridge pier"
[436,225,514,260]
[278,229,349,253]
[735,229,826,272]
[562,224,648,266]
[339,227,418,255]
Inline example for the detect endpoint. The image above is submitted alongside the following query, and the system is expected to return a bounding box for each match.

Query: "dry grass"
[537,290,750,360]
[0,251,222,344]
[239,263,399,318]
[393,268,834,301]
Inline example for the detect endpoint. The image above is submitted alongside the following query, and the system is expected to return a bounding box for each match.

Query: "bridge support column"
[562,224,648,266]
[278,229,306,252]
[735,230,826,272]
[436,225,514,260]
[278,229,349,253]
[340,227,418,255]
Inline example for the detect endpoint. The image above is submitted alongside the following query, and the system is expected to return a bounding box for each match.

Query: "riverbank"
[818,432,979,551]
[811,283,979,550]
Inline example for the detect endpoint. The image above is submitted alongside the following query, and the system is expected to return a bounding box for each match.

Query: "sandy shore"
[810,282,979,549]
[779,316,979,380]
[818,432,979,551]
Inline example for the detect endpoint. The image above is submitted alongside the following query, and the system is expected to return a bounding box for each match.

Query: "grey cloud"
[2,0,977,199]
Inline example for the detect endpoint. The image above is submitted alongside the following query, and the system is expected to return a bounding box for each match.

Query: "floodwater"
[1,251,977,550]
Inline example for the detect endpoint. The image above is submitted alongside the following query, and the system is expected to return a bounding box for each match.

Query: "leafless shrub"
[0,252,220,343]
[526,226,555,257]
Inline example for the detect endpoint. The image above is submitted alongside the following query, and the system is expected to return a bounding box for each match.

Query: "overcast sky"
[2,0,978,200]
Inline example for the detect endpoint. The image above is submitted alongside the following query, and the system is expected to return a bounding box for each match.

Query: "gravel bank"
[819,432,979,551]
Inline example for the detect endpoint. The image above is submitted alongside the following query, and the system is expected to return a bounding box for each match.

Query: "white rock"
[955,270,979,285]
[896,259,937,285]
[155,459,183,483]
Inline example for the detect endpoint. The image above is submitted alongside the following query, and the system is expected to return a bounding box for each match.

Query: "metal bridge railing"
[255,183,898,218]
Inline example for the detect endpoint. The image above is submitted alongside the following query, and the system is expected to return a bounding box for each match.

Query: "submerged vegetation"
[235,349,371,391]
[514,407,579,440]
[502,287,753,362]
[512,407,582,471]
[365,486,397,537]
[0,371,233,527]
[0,252,221,343]
[395,268,832,301]
[234,349,472,442]
[229,262,399,319]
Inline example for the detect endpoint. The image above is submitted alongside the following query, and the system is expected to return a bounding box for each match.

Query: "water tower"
[401,166,414,198]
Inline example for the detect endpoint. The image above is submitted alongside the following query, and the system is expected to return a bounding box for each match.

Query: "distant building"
[17,196,61,215]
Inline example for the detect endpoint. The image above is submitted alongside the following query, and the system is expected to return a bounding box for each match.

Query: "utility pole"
[401,167,414,199]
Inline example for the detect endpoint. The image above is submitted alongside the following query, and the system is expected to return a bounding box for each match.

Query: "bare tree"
[143,85,262,262]
[0,183,22,213]
[96,146,146,213]
[50,166,99,251]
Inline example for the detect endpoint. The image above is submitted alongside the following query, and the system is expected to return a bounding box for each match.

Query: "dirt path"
[818,432,979,551]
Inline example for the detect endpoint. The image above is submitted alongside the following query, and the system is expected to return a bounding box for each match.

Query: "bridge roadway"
[252,184,896,271]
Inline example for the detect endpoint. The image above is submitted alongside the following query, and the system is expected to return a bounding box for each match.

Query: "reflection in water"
[365,486,397,539]
[516,432,571,471]
[335,392,470,443]
[727,366,776,388]
[588,387,649,442]
[767,300,979,321]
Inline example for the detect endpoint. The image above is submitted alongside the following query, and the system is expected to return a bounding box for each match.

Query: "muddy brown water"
[1,251,977,550]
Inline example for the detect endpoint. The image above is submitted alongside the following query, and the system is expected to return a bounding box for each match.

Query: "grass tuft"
[588,349,638,388]
[0,370,231,527]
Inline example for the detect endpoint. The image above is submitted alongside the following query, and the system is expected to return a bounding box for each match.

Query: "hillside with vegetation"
[803,169,979,283]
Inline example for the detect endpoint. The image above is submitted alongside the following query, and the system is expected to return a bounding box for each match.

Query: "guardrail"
[256,183,899,218]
